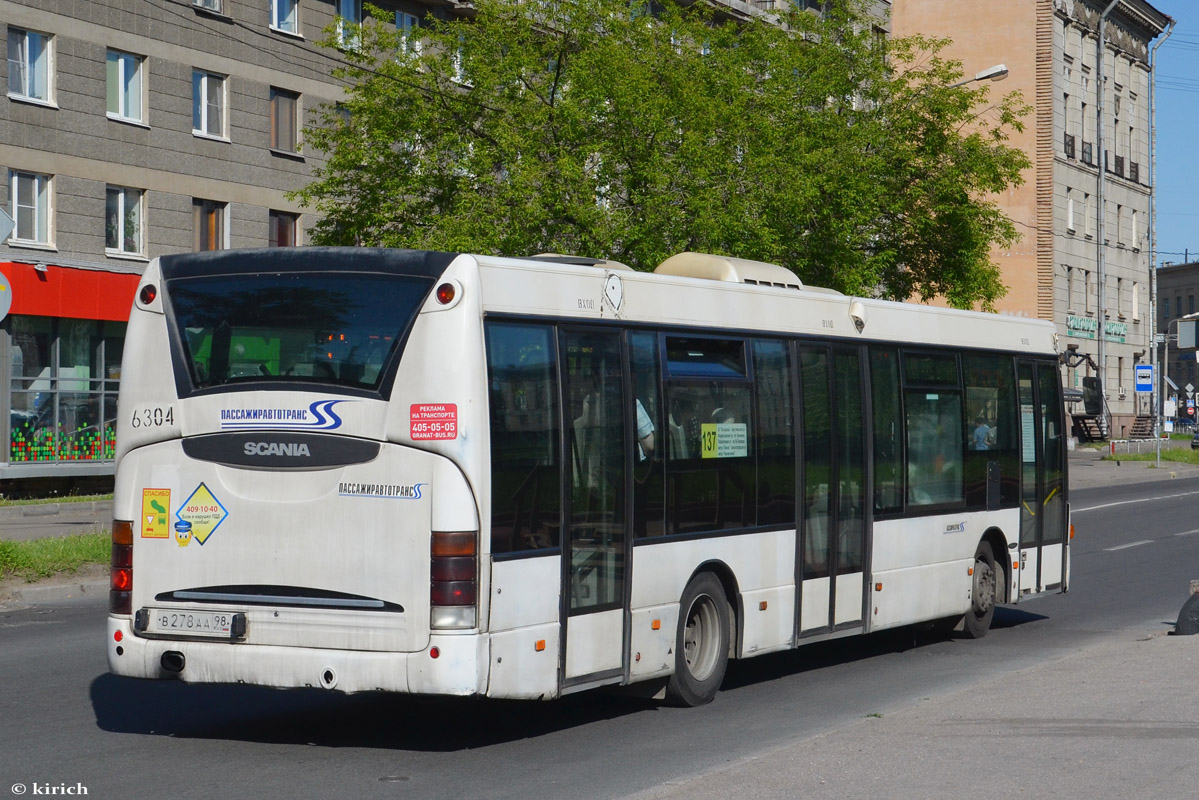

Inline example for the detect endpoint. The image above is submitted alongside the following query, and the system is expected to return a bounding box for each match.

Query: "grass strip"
[1103,449,1199,465]
[0,532,110,581]
[0,493,112,508]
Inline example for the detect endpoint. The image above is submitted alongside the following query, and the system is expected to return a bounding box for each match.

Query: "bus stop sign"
[1134,364,1153,394]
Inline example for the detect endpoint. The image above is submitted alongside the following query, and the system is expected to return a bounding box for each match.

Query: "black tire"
[665,572,730,707]
[961,541,998,639]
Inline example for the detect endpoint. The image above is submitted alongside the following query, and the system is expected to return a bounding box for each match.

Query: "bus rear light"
[110,520,134,615]
[139,284,157,305]
[435,282,456,305]
[431,531,478,630]
[432,531,475,557]
[1070,523,1075,540]
[431,556,475,582]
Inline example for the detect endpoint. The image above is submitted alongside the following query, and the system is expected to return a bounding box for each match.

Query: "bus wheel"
[962,541,997,639]
[665,572,730,707]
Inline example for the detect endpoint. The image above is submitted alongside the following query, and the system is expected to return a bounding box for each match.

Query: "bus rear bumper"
[106,616,488,696]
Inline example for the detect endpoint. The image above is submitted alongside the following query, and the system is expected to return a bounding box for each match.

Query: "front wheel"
[961,541,998,639]
[665,572,730,707]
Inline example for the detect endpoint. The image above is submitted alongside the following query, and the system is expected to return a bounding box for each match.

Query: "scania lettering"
[107,247,1069,705]
[243,442,311,457]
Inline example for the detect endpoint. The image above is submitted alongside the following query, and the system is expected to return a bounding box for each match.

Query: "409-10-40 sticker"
[175,483,228,546]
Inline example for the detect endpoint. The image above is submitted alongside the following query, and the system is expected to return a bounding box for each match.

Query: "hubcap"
[683,594,720,681]
[973,559,996,615]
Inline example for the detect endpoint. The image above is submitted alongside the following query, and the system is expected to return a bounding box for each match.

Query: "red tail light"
[431,531,477,629]
[110,520,134,615]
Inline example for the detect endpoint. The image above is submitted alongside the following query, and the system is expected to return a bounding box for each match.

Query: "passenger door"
[797,345,867,636]
[1017,361,1068,594]
[560,329,627,686]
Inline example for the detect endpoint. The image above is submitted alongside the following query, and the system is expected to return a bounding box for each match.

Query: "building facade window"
[105,50,143,122]
[268,210,297,246]
[193,0,222,11]
[270,87,299,152]
[193,198,226,251]
[105,186,144,255]
[337,0,362,47]
[9,316,125,463]
[271,0,299,35]
[1066,187,1075,231]
[396,12,421,54]
[10,171,51,245]
[7,29,52,103]
[192,70,226,137]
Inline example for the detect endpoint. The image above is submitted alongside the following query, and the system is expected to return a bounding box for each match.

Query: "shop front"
[0,261,140,481]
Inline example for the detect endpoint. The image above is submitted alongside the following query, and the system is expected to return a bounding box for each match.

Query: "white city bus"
[107,247,1069,705]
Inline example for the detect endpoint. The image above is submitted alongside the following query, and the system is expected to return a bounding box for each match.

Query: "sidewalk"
[1068,441,1199,489]
[628,631,1199,800]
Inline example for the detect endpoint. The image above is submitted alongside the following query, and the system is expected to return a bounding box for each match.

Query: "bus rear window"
[165,273,434,391]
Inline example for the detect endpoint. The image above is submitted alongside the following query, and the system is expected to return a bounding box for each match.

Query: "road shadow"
[91,607,1048,749]
[90,672,651,750]
[720,605,1048,692]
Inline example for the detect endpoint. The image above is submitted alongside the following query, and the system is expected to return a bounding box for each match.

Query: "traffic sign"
[1134,365,1154,394]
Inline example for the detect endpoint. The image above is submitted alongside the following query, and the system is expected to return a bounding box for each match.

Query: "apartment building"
[892,0,1170,439]
[0,0,452,481]
[1156,260,1199,421]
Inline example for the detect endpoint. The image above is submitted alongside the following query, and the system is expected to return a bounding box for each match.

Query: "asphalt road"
[1,477,1196,800]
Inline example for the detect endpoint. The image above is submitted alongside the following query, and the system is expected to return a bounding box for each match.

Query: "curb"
[1,575,107,606]
[0,500,113,521]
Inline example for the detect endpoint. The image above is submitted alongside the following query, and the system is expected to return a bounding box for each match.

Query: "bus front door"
[560,329,628,687]
[1017,362,1068,595]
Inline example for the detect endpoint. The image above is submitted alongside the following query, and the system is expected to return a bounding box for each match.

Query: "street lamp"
[946,64,1009,90]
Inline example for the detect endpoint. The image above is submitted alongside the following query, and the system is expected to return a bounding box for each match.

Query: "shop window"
[9,317,124,463]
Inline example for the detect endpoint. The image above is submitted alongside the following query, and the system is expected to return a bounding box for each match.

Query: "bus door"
[797,345,867,636]
[1017,361,1068,594]
[560,329,628,686]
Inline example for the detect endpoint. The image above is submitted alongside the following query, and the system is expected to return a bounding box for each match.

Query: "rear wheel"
[961,541,998,639]
[665,572,730,707]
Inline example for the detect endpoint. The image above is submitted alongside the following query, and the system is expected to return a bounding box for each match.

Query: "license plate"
[144,609,240,638]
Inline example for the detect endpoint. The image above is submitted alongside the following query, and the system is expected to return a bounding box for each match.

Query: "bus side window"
[485,323,561,555]
[963,354,1018,508]
[870,348,903,514]
[903,351,964,507]
[753,339,795,526]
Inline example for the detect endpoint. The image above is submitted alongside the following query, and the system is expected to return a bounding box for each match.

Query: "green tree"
[293,0,1030,309]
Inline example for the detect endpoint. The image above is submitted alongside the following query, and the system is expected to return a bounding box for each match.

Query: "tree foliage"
[294,0,1031,309]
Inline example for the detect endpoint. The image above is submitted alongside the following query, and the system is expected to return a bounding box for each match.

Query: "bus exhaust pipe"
[161,651,186,673]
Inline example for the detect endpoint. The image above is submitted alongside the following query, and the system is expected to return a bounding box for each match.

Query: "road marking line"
[1074,489,1199,513]
[1176,529,1199,537]
[1104,540,1152,551]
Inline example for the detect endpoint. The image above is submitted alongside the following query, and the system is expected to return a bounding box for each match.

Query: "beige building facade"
[893,0,1170,439]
